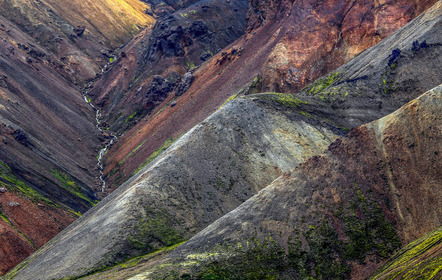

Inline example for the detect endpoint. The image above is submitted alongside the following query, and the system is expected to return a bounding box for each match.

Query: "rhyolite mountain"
[0,0,441,278]
[97,0,438,190]
[121,84,441,280]
[3,1,440,279]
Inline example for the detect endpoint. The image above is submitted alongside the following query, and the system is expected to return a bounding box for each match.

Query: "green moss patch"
[302,72,352,103]
[0,161,55,205]
[254,92,308,108]
[125,111,139,123]
[51,169,97,207]
[128,206,184,253]
[369,227,442,280]
[307,72,341,95]
[218,94,239,109]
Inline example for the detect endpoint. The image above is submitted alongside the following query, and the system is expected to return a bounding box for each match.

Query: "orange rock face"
[260,0,438,92]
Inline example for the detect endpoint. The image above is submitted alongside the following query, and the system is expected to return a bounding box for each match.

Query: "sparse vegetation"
[186,61,196,70]
[307,72,341,95]
[51,169,98,206]
[369,227,442,279]
[380,70,396,95]
[132,136,180,175]
[254,92,308,108]
[148,186,401,279]
[219,94,238,109]
[0,161,55,205]
[125,111,138,123]
[128,206,184,253]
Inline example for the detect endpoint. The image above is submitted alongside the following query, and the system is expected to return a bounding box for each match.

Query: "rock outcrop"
[88,0,249,135]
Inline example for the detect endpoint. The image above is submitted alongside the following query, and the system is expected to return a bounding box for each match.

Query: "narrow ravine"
[83,90,117,193]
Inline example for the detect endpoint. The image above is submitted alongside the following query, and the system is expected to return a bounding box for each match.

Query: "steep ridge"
[122,85,442,280]
[100,0,438,189]
[4,3,441,279]
[3,94,339,280]
[0,0,154,275]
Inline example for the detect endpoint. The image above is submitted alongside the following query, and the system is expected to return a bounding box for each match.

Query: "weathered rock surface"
[0,189,76,275]
[3,96,338,280]
[256,0,439,93]
[0,18,102,273]
[88,0,249,135]
[125,85,441,280]
[294,1,442,129]
[0,0,154,83]
[100,0,438,190]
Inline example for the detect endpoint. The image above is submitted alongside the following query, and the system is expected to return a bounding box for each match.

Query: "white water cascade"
[83,94,117,193]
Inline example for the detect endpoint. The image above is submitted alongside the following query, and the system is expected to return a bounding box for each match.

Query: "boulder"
[175,72,193,97]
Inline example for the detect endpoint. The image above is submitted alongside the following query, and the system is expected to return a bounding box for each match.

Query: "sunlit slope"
[0,0,154,51]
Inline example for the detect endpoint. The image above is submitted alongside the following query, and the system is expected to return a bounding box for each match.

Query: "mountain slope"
[124,84,441,280]
[0,14,101,276]
[0,0,154,84]
[0,0,155,275]
[368,227,442,280]
[4,3,441,279]
[100,0,438,190]
[88,0,249,135]
[3,93,339,280]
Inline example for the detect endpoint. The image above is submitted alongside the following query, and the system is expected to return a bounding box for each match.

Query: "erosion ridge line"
[3,2,441,279]
[99,0,439,190]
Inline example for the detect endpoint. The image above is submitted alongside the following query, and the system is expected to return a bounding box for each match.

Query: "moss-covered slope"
[368,227,442,280]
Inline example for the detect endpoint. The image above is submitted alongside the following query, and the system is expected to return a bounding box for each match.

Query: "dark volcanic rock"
[175,72,193,97]
[188,20,210,38]
[159,25,186,57]
[143,75,177,108]
[12,129,30,147]
[89,0,249,137]
[73,25,85,37]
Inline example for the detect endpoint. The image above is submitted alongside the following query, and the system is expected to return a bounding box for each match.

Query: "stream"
[83,92,117,193]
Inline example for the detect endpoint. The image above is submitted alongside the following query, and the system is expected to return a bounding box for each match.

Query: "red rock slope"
[101,0,438,190]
